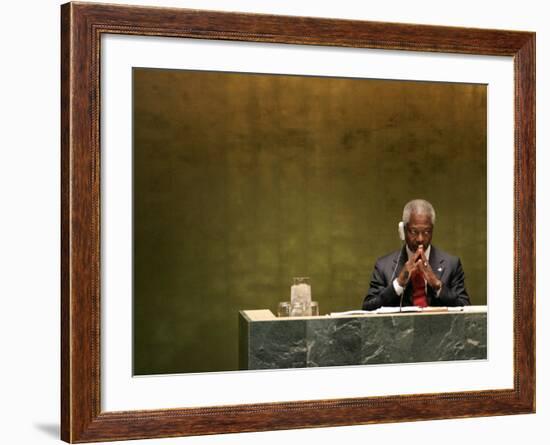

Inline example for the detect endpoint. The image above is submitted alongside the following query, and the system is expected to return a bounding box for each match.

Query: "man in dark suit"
[362,199,470,311]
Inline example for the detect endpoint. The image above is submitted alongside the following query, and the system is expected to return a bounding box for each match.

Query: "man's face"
[405,212,433,252]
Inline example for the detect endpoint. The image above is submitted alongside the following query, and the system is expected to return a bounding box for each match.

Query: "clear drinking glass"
[277,301,291,317]
[310,301,319,316]
[290,301,306,317]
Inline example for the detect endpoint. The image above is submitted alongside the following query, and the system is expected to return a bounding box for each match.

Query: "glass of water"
[277,301,291,317]
[290,301,306,317]
[310,301,319,316]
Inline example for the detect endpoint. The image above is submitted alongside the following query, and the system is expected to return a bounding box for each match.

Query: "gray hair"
[402,199,436,225]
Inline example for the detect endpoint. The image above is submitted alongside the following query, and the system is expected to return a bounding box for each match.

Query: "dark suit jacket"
[362,245,470,311]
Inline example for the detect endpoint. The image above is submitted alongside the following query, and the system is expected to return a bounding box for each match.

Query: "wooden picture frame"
[61,2,535,442]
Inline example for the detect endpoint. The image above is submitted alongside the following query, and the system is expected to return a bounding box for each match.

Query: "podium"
[239,307,487,370]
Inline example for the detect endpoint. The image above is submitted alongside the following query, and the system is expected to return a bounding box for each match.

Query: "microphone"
[399,269,407,312]
[392,222,406,312]
[390,247,404,313]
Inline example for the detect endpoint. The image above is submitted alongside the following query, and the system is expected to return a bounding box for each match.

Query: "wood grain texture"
[514,35,536,410]
[60,4,71,441]
[60,1,536,442]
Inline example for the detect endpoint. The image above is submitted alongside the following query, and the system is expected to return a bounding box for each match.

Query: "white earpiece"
[398,221,405,241]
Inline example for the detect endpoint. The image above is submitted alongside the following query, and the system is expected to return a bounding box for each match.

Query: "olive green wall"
[133,68,487,375]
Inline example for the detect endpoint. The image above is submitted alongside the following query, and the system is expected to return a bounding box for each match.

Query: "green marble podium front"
[239,307,487,370]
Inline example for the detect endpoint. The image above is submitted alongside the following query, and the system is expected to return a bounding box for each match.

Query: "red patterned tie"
[411,269,428,307]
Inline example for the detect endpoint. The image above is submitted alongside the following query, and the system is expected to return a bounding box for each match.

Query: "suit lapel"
[392,246,410,304]
[392,246,407,274]
[427,246,445,303]
[429,245,445,279]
